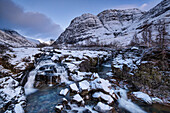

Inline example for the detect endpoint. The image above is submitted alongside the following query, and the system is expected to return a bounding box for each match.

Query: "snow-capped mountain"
[0,29,38,47]
[54,0,170,47]
[26,38,41,45]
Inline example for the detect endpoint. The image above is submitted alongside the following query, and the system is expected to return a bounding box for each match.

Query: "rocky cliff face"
[54,0,170,47]
[0,29,37,47]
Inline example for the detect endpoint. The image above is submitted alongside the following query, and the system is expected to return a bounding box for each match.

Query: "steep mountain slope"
[0,29,37,47]
[54,0,170,47]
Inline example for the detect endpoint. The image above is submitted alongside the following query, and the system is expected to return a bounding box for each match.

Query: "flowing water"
[25,59,170,113]
[24,70,37,95]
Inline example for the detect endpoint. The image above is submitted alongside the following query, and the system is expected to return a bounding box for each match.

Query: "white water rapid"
[115,88,146,113]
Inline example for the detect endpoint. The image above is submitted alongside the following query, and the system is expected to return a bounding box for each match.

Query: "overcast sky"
[0,0,162,42]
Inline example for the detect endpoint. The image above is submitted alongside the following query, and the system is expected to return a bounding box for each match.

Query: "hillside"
[54,0,170,47]
[0,29,38,47]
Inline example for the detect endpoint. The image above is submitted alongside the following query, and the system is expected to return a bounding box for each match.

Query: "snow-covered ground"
[5,48,41,70]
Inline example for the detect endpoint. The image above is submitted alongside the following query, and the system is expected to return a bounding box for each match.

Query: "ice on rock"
[133,92,152,104]
[70,83,79,92]
[79,80,90,91]
[60,88,69,96]
[93,92,114,104]
[94,102,113,112]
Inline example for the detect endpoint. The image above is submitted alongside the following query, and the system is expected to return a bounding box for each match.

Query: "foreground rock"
[111,47,170,104]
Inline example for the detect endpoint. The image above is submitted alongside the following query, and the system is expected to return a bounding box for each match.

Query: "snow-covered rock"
[91,77,113,94]
[72,94,84,105]
[133,92,152,104]
[55,104,63,112]
[93,92,114,104]
[0,76,26,113]
[59,88,69,96]
[151,97,163,103]
[94,102,113,112]
[79,80,90,91]
[70,83,79,93]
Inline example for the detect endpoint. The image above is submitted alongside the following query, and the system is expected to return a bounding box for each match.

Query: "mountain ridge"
[54,0,170,47]
[0,29,39,47]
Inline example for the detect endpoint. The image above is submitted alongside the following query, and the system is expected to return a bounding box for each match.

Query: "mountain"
[26,38,41,45]
[0,29,37,47]
[54,0,170,47]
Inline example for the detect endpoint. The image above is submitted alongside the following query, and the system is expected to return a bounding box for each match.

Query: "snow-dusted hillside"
[0,29,37,47]
[26,38,40,45]
[54,0,170,47]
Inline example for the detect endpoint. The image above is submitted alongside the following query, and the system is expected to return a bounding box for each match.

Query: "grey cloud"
[0,0,63,40]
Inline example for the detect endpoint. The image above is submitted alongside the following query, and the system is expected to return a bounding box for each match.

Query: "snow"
[133,92,152,104]
[6,48,40,70]
[59,88,69,96]
[70,83,79,92]
[93,92,114,104]
[79,80,90,91]
[14,103,24,113]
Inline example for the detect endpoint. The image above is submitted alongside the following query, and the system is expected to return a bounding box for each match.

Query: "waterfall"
[115,88,146,113]
[24,70,37,95]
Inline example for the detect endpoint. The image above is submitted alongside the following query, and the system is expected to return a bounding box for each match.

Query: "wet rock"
[65,104,71,110]
[62,98,68,105]
[82,109,92,113]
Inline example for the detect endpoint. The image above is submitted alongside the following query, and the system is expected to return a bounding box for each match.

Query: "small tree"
[141,21,152,47]
[156,19,167,49]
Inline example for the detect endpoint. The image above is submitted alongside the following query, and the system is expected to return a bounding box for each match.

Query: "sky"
[0,0,162,42]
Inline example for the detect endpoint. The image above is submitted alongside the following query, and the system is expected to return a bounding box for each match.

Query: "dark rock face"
[55,13,104,44]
